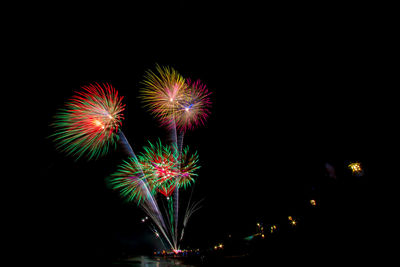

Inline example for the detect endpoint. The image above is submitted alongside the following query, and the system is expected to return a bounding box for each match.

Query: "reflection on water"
[113,255,194,267]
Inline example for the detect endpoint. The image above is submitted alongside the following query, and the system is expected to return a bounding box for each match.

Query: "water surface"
[113,255,194,267]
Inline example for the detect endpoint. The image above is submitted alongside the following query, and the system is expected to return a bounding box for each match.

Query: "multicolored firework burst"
[106,157,149,204]
[51,82,125,160]
[140,141,180,196]
[175,79,212,132]
[140,65,212,132]
[107,140,199,202]
[140,64,187,128]
[178,146,199,189]
[107,140,201,250]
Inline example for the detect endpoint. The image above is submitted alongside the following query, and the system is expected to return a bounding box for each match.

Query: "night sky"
[12,2,384,266]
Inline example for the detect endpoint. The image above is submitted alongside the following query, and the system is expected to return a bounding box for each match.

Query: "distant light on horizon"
[348,162,363,176]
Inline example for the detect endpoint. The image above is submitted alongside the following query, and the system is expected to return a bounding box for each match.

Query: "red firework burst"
[52,82,125,160]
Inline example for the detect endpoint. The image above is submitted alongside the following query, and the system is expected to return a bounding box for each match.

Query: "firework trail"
[180,184,203,242]
[118,130,140,161]
[51,82,125,160]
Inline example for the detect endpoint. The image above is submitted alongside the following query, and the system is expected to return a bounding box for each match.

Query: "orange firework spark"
[140,64,187,127]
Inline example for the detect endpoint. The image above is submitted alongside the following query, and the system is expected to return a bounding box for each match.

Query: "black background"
[9,1,388,266]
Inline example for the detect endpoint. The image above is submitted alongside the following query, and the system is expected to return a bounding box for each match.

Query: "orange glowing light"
[349,162,362,173]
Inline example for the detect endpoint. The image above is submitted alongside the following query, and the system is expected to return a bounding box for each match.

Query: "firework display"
[52,66,211,251]
[51,83,125,160]
[51,67,370,258]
